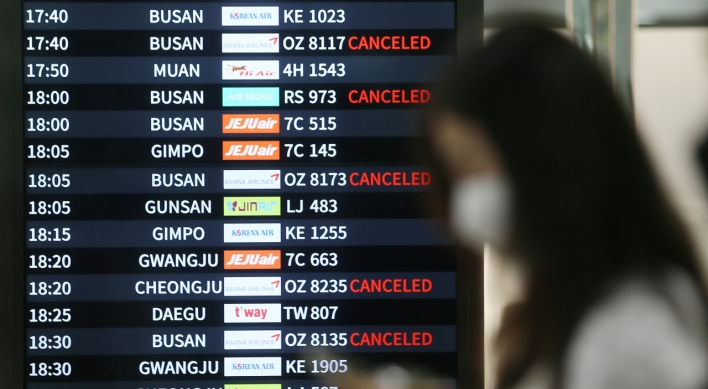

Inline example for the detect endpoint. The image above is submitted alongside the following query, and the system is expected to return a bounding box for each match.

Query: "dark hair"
[430,26,706,388]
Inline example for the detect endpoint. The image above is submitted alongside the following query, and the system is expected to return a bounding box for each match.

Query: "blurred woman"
[427,27,708,389]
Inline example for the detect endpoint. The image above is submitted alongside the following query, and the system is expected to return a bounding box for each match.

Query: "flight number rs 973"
[284,117,336,131]
[27,64,69,78]
[284,90,336,105]
[26,36,69,51]
[27,145,69,159]
[28,308,71,323]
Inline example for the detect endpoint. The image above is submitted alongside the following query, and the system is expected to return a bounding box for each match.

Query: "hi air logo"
[224,276,281,296]
[222,34,279,53]
[223,61,279,80]
[224,250,281,270]
[225,385,281,389]
[223,170,280,190]
[224,197,280,216]
[224,303,281,323]
[224,357,281,377]
[223,114,279,134]
[224,330,282,350]
[223,87,279,107]
[222,7,279,26]
[223,141,279,160]
[224,223,281,243]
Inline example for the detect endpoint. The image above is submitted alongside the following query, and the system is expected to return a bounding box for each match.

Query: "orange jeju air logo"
[223,141,280,160]
[223,114,280,134]
[224,250,281,269]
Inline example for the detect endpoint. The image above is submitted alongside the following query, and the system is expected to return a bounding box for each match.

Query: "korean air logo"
[224,223,281,243]
[224,357,281,377]
[222,7,279,26]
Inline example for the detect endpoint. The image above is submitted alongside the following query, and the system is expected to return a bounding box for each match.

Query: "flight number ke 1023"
[283,9,345,24]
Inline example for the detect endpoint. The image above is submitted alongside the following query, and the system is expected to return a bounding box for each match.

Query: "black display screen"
[20,1,471,388]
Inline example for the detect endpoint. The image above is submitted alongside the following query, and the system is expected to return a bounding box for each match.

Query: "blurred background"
[482,1,708,388]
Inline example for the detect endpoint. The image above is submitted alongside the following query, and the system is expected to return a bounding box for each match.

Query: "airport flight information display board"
[22,1,459,388]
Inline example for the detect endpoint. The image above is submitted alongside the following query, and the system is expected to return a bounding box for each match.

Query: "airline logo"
[224,250,281,270]
[224,223,281,243]
[223,114,280,134]
[224,276,281,296]
[223,170,280,190]
[223,87,279,107]
[224,330,282,350]
[224,303,281,323]
[223,61,279,80]
[222,7,279,26]
[225,385,281,389]
[222,34,279,53]
[224,357,281,377]
[225,197,281,216]
[223,141,279,160]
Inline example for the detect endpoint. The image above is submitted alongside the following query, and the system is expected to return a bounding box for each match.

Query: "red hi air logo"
[223,61,279,80]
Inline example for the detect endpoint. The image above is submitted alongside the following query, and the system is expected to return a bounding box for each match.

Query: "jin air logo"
[224,197,280,216]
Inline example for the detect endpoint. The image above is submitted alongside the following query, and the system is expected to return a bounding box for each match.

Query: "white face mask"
[449,174,513,251]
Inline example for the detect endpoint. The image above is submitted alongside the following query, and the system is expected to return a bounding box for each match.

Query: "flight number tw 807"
[284,116,336,131]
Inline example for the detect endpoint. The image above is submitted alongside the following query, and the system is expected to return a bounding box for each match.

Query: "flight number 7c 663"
[286,252,338,267]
